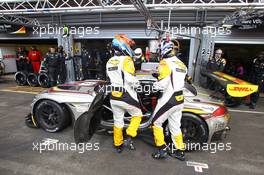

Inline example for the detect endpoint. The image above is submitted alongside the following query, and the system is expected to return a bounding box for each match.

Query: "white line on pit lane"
[228,109,264,115]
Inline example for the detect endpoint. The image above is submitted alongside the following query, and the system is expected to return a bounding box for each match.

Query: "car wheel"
[35,100,70,132]
[164,113,208,151]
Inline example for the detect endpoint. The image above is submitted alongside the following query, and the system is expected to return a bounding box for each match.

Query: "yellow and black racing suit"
[106,55,143,147]
[152,56,187,150]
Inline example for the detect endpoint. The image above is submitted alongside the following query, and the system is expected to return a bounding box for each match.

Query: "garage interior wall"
[215,43,264,75]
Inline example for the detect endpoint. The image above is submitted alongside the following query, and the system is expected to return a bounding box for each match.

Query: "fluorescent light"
[222,24,233,28]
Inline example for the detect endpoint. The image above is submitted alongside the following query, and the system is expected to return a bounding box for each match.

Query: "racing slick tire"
[164,113,209,151]
[27,73,39,87]
[14,71,28,86]
[38,72,50,88]
[35,100,70,132]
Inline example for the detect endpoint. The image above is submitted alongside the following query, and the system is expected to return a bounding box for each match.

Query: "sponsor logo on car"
[227,84,258,97]
[228,86,253,92]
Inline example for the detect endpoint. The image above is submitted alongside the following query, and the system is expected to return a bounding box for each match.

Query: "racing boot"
[125,116,142,150]
[169,149,185,161]
[152,145,168,159]
[114,144,124,154]
[169,133,185,161]
[124,136,136,150]
[113,126,124,153]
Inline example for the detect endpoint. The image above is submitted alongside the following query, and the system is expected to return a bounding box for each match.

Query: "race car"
[26,72,231,146]
[203,71,258,107]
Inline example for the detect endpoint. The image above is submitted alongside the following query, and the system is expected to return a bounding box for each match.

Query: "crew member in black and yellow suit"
[152,40,187,161]
[207,48,226,72]
[106,34,143,153]
[206,49,227,90]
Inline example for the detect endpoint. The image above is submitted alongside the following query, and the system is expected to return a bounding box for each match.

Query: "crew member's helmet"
[111,34,135,57]
[134,48,142,59]
[160,40,175,58]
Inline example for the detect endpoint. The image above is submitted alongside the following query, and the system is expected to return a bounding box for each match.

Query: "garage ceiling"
[0,0,263,27]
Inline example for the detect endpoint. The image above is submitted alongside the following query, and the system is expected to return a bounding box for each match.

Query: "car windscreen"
[56,85,95,94]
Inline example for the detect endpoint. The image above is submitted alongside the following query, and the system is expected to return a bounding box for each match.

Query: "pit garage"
[0,0,264,175]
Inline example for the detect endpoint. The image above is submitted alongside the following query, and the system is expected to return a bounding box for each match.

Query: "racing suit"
[152,56,187,151]
[106,55,142,147]
[44,52,61,86]
[28,50,42,73]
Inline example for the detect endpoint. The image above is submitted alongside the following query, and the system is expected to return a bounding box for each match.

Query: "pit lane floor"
[0,75,264,175]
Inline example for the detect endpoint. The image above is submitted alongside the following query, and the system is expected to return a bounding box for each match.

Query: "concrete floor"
[0,75,264,175]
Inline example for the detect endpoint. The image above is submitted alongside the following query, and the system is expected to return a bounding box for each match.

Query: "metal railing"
[0,0,263,14]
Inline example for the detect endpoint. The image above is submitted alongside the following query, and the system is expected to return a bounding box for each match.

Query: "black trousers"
[17,60,30,72]
[48,67,59,87]
[59,63,67,84]
[250,76,262,106]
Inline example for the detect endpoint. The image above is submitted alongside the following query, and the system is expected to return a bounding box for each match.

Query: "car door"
[74,92,105,144]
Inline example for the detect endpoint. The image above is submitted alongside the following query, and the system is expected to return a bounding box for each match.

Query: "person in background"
[58,45,67,83]
[236,63,244,79]
[145,47,150,62]
[207,49,227,72]
[28,46,42,73]
[88,50,97,79]
[249,51,264,109]
[133,48,145,70]
[16,47,29,72]
[44,47,61,87]
[81,47,90,80]
[225,61,236,76]
[206,49,227,90]
[95,49,104,79]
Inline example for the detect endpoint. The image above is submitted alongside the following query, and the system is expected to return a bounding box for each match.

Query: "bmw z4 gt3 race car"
[26,72,231,146]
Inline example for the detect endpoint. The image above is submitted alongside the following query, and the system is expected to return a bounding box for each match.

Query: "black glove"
[152,73,159,79]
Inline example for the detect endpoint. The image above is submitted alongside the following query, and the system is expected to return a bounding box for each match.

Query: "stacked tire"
[38,72,50,88]
[14,71,28,86]
[27,73,39,87]
[15,71,51,88]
